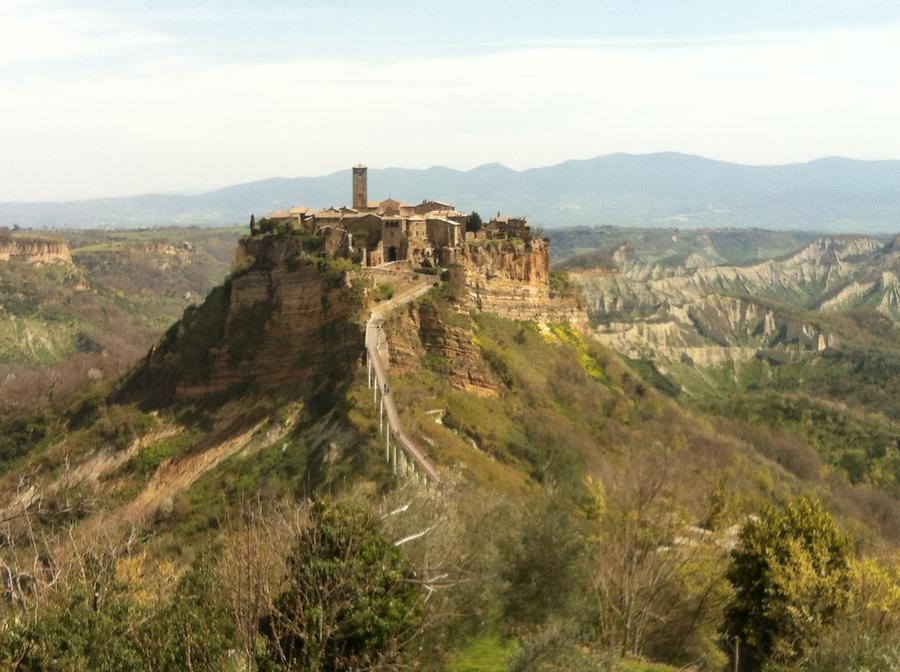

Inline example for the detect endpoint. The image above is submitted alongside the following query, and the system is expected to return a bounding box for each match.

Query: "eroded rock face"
[576,236,887,318]
[591,295,838,364]
[387,300,501,398]
[0,236,71,264]
[570,235,898,371]
[456,238,586,328]
[123,236,363,403]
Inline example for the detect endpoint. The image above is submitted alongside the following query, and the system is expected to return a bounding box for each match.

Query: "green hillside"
[0,227,241,418]
[0,231,896,671]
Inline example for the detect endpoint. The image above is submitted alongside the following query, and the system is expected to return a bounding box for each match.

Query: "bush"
[549,271,575,299]
[372,283,395,302]
[258,499,425,671]
[95,405,156,450]
[725,497,853,670]
[511,619,618,672]
[501,497,589,631]
[790,554,900,671]
[0,548,233,672]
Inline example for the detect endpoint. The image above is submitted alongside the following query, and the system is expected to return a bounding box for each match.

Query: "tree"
[501,495,589,632]
[792,553,900,672]
[0,542,235,672]
[466,211,483,233]
[582,463,730,668]
[258,499,425,671]
[137,550,235,671]
[725,496,853,671]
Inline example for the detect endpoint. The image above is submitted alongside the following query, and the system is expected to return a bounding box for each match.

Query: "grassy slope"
[1,272,896,669]
[383,290,898,547]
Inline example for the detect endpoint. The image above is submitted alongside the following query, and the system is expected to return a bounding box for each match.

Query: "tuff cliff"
[121,235,365,404]
[0,235,71,264]
[386,296,502,398]
[120,232,591,405]
[456,238,586,327]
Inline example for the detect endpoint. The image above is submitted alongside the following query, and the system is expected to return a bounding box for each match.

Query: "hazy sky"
[2,0,900,201]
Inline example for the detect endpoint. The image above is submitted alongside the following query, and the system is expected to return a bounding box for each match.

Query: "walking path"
[365,279,442,485]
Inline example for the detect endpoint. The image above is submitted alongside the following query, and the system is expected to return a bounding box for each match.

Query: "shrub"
[725,497,853,670]
[95,405,156,451]
[258,499,425,671]
[549,271,575,298]
[372,283,395,302]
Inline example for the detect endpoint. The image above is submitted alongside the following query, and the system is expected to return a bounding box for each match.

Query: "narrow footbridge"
[366,280,442,486]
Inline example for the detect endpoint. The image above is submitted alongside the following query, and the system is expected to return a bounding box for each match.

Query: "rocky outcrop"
[387,299,501,398]
[456,238,586,327]
[122,235,364,403]
[0,236,71,264]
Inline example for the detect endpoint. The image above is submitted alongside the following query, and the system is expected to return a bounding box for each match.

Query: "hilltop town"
[253,164,535,269]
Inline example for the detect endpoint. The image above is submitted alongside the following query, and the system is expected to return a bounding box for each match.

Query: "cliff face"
[575,236,889,319]
[387,299,501,398]
[591,294,837,366]
[0,236,71,264]
[123,235,364,403]
[456,238,586,327]
[569,235,900,390]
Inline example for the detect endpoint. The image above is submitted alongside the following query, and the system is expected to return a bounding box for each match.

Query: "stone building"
[258,164,531,268]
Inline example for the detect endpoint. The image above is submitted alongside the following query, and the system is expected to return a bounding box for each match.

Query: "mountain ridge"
[6,153,900,231]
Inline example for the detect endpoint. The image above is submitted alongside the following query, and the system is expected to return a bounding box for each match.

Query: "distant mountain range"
[4,153,900,232]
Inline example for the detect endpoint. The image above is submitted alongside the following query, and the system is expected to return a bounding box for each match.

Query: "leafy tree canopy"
[725,496,853,670]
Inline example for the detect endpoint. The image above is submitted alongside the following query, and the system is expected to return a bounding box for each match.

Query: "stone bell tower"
[352,164,367,210]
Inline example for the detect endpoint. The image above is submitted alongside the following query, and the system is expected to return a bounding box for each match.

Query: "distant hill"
[4,153,900,232]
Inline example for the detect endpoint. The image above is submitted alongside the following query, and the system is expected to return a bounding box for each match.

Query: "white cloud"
[1,22,900,200]
[0,3,175,67]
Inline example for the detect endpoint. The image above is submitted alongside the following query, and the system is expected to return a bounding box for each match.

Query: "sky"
[1,0,900,201]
